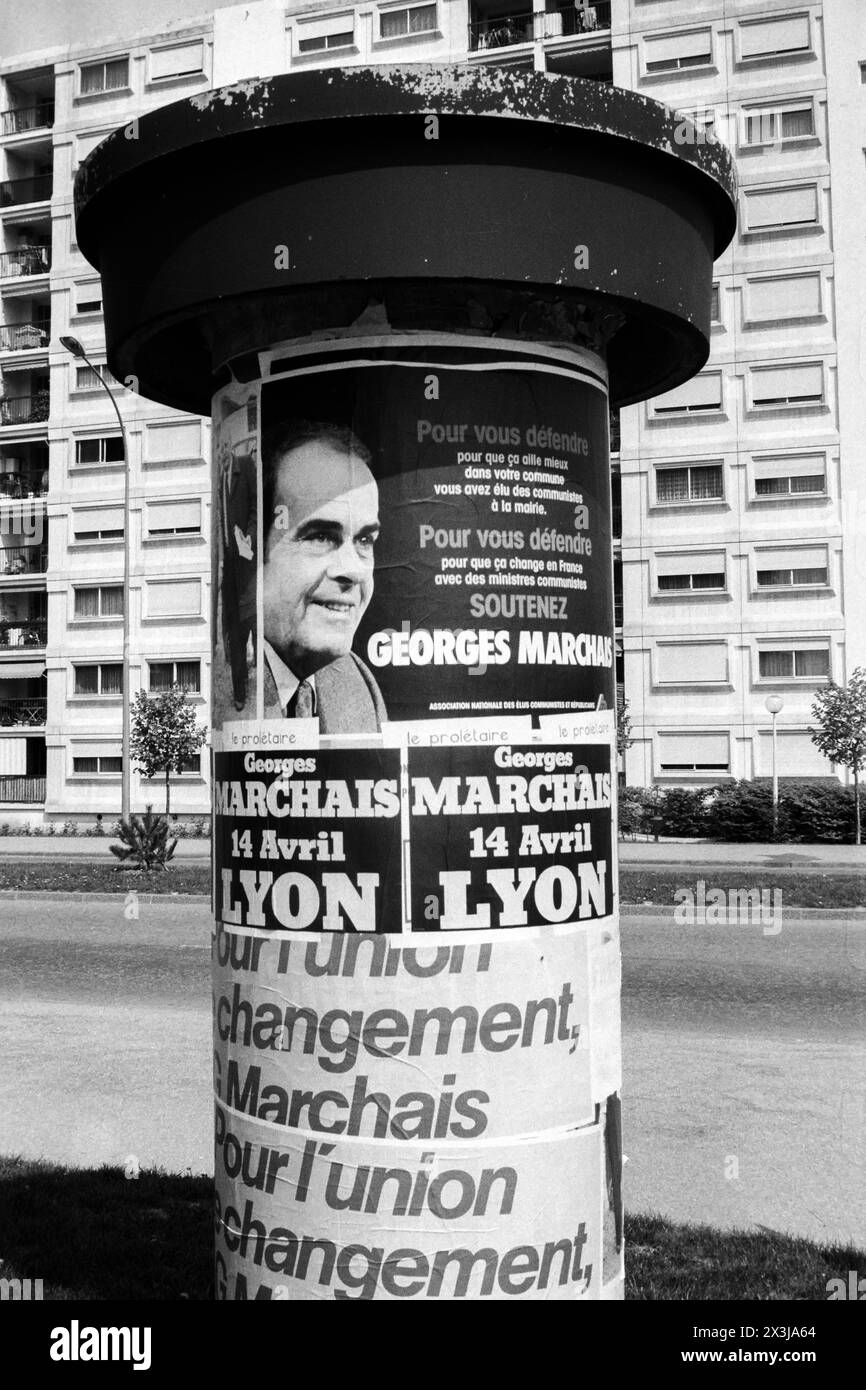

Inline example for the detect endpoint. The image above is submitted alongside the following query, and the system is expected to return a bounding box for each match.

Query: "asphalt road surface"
[0,897,863,1247]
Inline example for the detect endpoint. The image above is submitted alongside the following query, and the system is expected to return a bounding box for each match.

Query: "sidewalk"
[619,839,865,870]
[0,836,211,861]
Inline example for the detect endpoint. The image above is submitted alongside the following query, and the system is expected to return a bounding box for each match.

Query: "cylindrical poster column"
[72,63,736,1303]
[211,334,622,1301]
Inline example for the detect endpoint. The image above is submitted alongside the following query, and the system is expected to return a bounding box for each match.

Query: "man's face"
[263,440,379,678]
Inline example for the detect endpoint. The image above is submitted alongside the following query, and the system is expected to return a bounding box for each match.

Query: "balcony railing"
[469,2,610,50]
[609,412,620,453]
[0,467,48,498]
[0,174,52,208]
[0,545,47,576]
[1,103,55,137]
[0,696,46,726]
[0,618,47,647]
[0,392,49,425]
[0,247,51,278]
[0,324,48,352]
[0,774,45,802]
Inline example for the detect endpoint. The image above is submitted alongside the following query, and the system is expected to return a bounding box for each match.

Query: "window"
[710,284,721,323]
[656,642,728,684]
[656,463,723,504]
[150,40,205,80]
[74,585,123,618]
[658,732,730,774]
[74,663,122,696]
[739,15,811,61]
[146,579,201,618]
[74,284,103,315]
[652,373,722,416]
[297,14,355,52]
[146,754,201,776]
[747,273,821,323]
[861,62,866,85]
[743,103,814,146]
[74,363,118,391]
[755,546,828,588]
[146,499,201,537]
[753,455,826,498]
[79,57,129,95]
[379,4,437,40]
[144,420,202,463]
[149,660,201,693]
[75,435,123,465]
[743,184,819,234]
[644,29,712,73]
[657,553,726,593]
[758,648,830,680]
[750,363,824,409]
[73,507,124,541]
[73,753,122,774]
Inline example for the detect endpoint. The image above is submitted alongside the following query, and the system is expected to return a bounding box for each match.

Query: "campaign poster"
[255,345,613,728]
[213,1117,603,1302]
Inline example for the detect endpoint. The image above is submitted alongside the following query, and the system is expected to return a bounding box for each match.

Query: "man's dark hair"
[262,421,373,542]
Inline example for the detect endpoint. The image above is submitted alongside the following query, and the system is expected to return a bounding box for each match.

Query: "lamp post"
[60,335,131,824]
[765,694,784,838]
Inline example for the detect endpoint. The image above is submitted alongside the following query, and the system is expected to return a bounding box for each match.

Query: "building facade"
[0,0,861,818]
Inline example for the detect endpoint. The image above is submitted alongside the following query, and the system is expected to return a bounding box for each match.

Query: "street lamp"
[764,694,784,838]
[60,335,131,824]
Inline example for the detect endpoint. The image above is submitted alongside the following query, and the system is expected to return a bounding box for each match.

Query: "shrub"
[618,787,646,837]
[110,807,178,871]
[656,787,711,838]
[776,780,855,844]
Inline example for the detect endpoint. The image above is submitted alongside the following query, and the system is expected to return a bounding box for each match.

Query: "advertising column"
[211,335,622,1300]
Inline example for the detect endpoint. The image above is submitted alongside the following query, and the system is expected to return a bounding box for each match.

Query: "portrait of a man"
[261,421,387,732]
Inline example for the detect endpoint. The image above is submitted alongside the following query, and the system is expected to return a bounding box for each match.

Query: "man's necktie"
[286,680,314,719]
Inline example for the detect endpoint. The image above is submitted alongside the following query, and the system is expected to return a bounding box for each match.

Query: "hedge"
[619,779,858,843]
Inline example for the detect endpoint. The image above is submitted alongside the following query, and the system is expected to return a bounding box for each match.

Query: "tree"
[616,692,634,761]
[130,685,207,818]
[810,667,866,845]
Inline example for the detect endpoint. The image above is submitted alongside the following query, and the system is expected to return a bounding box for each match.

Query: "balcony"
[0,391,49,425]
[0,695,45,726]
[469,1,610,51]
[0,774,44,802]
[0,618,47,648]
[0,323,48,352]
[0,247,51,279]
[0,174,52,208]
[0,465,48,498]
[1,103,55,137]
[0,544,47,576]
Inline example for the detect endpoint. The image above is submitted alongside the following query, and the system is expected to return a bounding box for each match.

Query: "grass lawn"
[0,860,862,908]
[0,1157,861,1301]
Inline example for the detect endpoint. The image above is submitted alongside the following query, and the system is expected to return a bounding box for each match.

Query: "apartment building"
[0,0,861,817]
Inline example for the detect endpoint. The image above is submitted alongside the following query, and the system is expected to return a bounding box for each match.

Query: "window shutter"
[754,455,824,481]
[657,643,728,683]
[74,506,124,536]
[745,185,817,230]
[658,551,725,577]
[740,15,810,58]
[658,733,729,768]
[147,579,201,617]
[150,41,204,80]
[645,30,711,64]
[749,274,821,320]
[654,373,721,411]
[751,364,823,404]
[756,545,827,572]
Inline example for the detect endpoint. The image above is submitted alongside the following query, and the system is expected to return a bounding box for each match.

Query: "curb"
[0,890,211,904]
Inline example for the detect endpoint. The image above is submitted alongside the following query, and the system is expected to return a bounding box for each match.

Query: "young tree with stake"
[810,667,866,845]
[130,685,207,819]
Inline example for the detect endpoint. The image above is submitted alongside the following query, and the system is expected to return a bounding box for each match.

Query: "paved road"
[0,897,863,1246]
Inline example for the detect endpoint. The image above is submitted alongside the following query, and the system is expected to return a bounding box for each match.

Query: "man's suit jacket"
[263,652,387,734]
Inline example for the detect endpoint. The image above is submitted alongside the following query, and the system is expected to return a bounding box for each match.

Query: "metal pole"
[772,709,778,838]
[80,353,131,825]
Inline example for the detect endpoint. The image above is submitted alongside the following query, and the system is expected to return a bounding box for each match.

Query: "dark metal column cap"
[74,65,736,414]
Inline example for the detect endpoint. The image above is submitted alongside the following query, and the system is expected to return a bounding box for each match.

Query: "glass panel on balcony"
[470,10,534,49]
[0,544,48,576]
[0,102,55,136]
[0,619,47,648]
[0,174,52,207]
[0,392,50,424]
[539,2,611,39]
[0,692,46,726]
[0,324,48,352]
[0,247,51,278]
